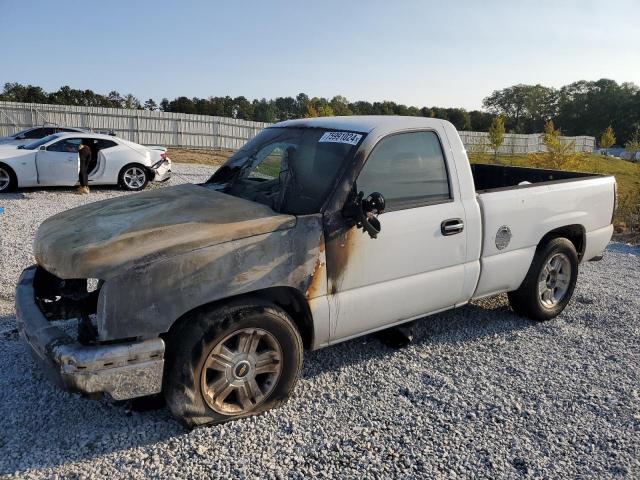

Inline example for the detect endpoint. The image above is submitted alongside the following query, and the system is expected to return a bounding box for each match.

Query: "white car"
[0,126,88,146]
[0,132,171,192]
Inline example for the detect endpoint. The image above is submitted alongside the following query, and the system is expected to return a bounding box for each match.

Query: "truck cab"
[16,116,616,427]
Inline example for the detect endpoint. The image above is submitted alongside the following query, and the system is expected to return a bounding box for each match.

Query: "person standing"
[77,142,91,194]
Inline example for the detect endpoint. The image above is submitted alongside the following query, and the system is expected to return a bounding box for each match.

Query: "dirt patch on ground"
[167,148,235,167]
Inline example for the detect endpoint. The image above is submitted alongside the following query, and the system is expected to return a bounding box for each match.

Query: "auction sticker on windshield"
[319,131,363,145]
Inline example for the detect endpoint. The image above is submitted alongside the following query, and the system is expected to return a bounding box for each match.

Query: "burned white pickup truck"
[16,116,616,426]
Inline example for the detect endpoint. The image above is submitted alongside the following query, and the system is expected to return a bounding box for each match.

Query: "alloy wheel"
[537,252,572,308]
[123,167,146,189]
[200,328,283,415]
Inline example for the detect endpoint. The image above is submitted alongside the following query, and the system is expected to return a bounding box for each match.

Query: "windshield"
[21,134,61,150]
[208,127,364,215]
[11,127,34,138]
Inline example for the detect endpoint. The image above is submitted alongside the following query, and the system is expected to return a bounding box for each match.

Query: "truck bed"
[469,163,615,299]
[470,163,599,193]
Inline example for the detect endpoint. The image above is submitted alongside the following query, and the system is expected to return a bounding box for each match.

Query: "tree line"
[1,78,639,144]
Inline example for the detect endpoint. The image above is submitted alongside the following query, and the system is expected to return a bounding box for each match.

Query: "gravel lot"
[0,163,639,479]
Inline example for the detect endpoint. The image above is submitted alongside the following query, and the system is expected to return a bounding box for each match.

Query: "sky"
[1,0,639,110]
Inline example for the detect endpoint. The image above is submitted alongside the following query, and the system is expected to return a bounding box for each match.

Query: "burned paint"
[325,226,361,295]
[95,214,325,341]
[305,235,327,300]
[33,184,296,280]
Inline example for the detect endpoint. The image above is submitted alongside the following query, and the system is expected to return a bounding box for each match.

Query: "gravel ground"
[0,163,639,479]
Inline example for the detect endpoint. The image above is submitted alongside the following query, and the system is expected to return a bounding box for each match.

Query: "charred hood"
[34,184,296,279]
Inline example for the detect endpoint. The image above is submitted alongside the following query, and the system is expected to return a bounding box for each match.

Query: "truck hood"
[34,183,296,280]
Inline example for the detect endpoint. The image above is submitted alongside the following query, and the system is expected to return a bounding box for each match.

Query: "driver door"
[36,138,82,186]
[327,129,468,342]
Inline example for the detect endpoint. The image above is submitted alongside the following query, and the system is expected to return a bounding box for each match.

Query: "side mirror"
[16,135,25,140]
[362,192,386,216]
[39,145,46,150]
[343,190,386,239]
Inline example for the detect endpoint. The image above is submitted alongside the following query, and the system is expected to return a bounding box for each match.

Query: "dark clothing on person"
[78,144,91,187]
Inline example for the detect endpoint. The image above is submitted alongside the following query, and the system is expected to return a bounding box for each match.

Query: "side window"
[357,131,450,210]
[47,138,83,153]
[23,128,44,139]
[96,139,117,149]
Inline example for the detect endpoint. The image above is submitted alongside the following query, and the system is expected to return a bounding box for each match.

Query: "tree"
[541,120,578,169]
[252,98,277,123]
[107,91,125,108]
[624,127,640,162]
[329,96,352,116]
[124,94,141,109]
[144,98,158,111]
[488,116,506,160]
[0,82,48,103]
[483,84,557,133]
[599,125,616,155]
[294,93,310,118]
[305,97,334,117]
[469,110,494,131]
[446,108,471,130]
[232,96,254,120]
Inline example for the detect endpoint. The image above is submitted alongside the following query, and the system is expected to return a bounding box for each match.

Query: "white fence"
[459,130,595,154]
[0,101,595,153]
[0,101,269,150]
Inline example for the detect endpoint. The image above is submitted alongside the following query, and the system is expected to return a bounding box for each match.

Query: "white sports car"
[0,133,171,193]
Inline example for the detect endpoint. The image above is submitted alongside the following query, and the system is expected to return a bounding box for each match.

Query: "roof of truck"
[273,115,450,134]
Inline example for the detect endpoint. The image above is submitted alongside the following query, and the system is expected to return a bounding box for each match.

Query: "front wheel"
[0,163,17,193]
[163,300,303,427]
[119,164,149,191]
[508,237,579,321]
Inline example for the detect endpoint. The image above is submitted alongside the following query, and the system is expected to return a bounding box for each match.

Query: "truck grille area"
[33,266,101,345]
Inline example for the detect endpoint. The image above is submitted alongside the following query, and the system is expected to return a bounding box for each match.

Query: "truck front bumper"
[16,266,165,400]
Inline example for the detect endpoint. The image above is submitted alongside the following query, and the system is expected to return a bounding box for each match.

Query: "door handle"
[441,218,464,236]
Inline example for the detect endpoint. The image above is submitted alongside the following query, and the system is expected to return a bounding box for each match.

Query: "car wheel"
[119,164,149,191]
[163,299,303,427]
[0,163,17,193]
[508,237,579,321]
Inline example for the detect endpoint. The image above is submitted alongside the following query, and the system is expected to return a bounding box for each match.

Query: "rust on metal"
[305,236,327,300]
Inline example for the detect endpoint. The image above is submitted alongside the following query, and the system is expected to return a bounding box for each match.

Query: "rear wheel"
[163,300,303,427]
[119,164,149,191]
[508,237,578,321]
[0,164,17,193]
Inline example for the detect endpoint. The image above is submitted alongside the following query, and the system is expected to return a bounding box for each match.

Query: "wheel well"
[0,162,16,177]
[538,224,586,260]
[165,287,315,350]
[119,162,149,177]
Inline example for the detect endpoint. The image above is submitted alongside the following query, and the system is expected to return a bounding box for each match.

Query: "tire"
[0,163,17,193]
[163,299,303,427]
[508,237,579,321]
[119,164,149,191]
